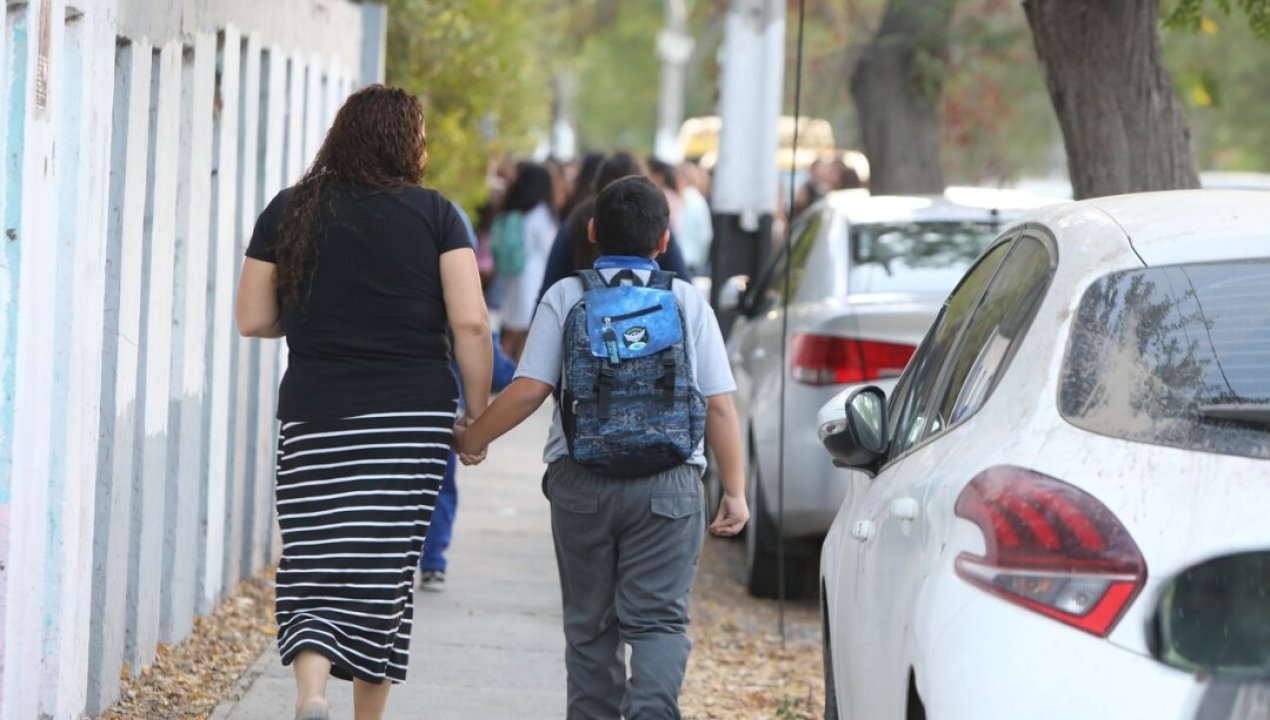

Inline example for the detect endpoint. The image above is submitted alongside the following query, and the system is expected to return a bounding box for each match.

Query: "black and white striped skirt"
[273,404,455,684]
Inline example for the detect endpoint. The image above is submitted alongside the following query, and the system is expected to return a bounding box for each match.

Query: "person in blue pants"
[417,337,515,590]
[418,203,517,591]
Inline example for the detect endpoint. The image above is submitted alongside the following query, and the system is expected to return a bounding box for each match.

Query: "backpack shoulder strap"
[577,269,606,292]
[648,270,675,290]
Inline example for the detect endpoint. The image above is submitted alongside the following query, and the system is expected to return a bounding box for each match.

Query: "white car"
[722,189,1051,598]
[1201,171,1270,191]
[816,190,1270,719]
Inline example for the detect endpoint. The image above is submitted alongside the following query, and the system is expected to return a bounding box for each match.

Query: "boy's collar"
[594,255,659,272]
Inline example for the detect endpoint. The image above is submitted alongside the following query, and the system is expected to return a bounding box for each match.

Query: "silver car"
[721,188,1052,597]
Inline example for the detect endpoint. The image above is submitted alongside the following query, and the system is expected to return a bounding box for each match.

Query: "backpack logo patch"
[623,326,649,351]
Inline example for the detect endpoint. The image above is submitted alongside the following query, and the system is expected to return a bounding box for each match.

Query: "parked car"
[720,188,1053,597]
[1201,171,1270,191]
[1006,171,1270,200]
[678,114,838,173]
[816,190,1270,719]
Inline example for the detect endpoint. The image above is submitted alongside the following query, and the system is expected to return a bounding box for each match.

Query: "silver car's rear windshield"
[1060,259,1270,460]
[849,221,1000,294]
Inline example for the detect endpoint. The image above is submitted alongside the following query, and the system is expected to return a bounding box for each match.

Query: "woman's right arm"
[441,248,493,419]
[235,258,285,338]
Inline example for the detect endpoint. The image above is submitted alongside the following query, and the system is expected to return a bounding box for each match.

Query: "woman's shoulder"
[265,185,295,212]
[377,186,464,227]
[254,187,295,232]
[398,185,455,211]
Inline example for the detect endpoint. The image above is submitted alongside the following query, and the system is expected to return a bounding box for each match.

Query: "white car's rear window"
[848,221,999,294]
[1060,259,1270,460]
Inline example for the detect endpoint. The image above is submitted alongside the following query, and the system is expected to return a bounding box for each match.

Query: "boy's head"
[589,176,670,258]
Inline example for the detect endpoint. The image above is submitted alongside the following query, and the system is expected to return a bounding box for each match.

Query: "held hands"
[709,492,750,537]
[452,414,488,466]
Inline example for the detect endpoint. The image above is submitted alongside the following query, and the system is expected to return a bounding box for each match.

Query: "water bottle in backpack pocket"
[559,269,707,478]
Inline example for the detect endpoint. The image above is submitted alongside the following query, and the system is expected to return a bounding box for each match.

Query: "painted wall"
[0,2,385,718]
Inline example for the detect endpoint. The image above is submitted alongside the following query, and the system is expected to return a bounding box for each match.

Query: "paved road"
[214,407,566,720]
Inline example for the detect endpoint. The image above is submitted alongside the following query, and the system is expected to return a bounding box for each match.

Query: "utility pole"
[550,72,578,162]
[710,0,785,318]
[655,0,693,163]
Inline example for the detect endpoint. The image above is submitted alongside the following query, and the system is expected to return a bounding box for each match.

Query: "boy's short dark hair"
[593,176,670,257]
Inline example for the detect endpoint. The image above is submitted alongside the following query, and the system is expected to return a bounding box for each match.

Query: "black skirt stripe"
[274,405,454,684]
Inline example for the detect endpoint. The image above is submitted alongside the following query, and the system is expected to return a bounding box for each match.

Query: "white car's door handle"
[753,347,767,360]
[850,520,874,542]
[891,497,919,520]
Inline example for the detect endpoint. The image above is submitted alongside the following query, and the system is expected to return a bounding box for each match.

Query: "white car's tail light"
[953,466,1146,637]
[789,333,916,386]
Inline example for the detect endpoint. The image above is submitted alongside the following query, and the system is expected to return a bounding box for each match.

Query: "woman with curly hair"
[235,84,492,720]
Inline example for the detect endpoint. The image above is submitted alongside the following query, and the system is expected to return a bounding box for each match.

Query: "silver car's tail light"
[789,333,915,386]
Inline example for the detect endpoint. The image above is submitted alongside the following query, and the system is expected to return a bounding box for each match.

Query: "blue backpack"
[559,268,707,478]
[490,211,526,276]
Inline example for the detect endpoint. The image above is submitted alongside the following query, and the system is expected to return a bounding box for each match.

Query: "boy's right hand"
[709,493,750,537]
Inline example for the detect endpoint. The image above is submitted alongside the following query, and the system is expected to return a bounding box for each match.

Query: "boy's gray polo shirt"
[514,268,736,470]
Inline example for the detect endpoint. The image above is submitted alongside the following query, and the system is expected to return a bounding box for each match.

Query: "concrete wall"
[0,2,385,718]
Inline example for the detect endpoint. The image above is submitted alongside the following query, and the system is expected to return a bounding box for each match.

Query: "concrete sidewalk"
[214,407,566,720]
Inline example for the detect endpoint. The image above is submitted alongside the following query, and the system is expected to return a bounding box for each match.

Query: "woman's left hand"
[452,417,487,465]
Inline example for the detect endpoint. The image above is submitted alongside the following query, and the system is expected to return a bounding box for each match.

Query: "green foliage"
[384,0,555,214]
[796,0,1057,184]
[938,0,1062,184]
[778,1,857,143]
[572,1,665,153]
[1165,12,1270,169]
[377,0,1270,205]
[909,45,948,104]
[1166,0,1270,39]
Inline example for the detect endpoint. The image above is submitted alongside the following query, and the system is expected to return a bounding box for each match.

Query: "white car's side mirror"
[817,385,889,475]
[717,275,750,314]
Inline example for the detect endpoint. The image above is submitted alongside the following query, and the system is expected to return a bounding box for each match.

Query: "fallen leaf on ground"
[680,536,824,719]
[98,569,277,720]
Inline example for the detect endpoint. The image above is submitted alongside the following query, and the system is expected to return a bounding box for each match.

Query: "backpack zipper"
[606,304,661,323]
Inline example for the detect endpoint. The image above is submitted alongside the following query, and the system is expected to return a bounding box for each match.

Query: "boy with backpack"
[453,175,750,719]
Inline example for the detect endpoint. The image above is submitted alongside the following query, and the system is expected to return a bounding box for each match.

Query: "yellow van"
[678,115,837,170]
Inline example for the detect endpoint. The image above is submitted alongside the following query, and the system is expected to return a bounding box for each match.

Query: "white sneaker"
[417,570,446,592]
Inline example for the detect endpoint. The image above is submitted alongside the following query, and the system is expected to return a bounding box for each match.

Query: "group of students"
[234,84,745,720]
[483,151,716,362]
[420,150,720,594]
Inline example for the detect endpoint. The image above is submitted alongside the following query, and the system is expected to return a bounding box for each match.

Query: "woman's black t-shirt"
[245,181,471,421]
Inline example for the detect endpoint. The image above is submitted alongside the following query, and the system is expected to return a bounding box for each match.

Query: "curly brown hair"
[276,84,427,307]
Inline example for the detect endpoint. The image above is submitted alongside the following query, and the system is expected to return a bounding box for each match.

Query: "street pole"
[655,0,693,163]
[550,72,578,162]
[710,0,785,323]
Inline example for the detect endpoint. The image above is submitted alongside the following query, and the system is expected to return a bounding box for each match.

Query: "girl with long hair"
[493,161,557,360]
[536,152,695,303]
[235,84,492,720]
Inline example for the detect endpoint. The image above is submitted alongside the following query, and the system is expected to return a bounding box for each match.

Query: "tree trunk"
[1023,0,1200,199]
[850,1,953,196]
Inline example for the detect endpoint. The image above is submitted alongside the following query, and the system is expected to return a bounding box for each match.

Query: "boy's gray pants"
[544,458,706,720]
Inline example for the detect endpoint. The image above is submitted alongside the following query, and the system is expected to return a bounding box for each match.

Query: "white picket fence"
[0,1,384,717]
